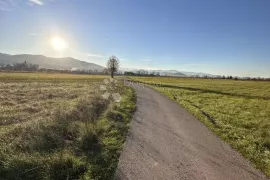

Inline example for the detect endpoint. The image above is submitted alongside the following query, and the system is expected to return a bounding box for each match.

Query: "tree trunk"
[111,71,114,78]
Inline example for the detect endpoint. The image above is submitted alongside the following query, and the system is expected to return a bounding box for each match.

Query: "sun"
[51,37,68,51]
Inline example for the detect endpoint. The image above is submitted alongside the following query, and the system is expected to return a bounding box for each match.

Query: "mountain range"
[0,53,214,77]
[0,53,104,71]
[119,68,214,77]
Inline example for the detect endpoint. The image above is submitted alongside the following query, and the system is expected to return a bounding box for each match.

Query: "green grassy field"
[0,72,136,180]
[130,76,270,177]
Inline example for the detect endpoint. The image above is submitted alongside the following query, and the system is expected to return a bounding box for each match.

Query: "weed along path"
[115,82,268,180]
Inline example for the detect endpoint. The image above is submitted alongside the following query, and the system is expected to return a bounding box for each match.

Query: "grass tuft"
[0,73,136,180]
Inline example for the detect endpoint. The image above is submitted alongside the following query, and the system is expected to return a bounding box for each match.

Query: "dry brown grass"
[0,72,136,179]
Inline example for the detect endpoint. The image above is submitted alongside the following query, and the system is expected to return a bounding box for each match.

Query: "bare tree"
[107,56,119,78]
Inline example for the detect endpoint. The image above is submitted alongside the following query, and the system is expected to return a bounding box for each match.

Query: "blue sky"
[0,0,270,77]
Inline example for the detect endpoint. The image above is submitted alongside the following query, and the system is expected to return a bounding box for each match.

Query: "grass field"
[130,76,270,177]
[0,72,136,180]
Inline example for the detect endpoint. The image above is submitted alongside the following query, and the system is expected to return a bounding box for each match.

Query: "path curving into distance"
[115,81,268,180]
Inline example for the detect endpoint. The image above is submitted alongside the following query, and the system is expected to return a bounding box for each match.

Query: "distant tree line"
[0,61,39,71]
[180,75,270,81]
[124,70,160,76]
[124,71,270,81]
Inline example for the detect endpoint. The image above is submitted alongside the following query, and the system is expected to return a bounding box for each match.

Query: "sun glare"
[51,37,68,51]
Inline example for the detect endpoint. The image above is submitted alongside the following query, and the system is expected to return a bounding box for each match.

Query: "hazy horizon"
[1,0,270,77]
[1,52,269,78]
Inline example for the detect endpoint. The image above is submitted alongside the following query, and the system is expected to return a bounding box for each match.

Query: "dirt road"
[115,82,268,180]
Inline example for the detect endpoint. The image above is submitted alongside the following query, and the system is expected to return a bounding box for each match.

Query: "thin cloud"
[0,0,9,6]
[141,58,152,62]
[29,0,43,5]
[183,63,204,67]
[0,0,15,11]
[68,49,104,59]
[87,53,104,58]
[0,7,11,11]
[6,0,16,6]
[142,67,159,70]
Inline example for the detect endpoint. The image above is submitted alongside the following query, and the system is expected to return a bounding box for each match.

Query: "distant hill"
[151,70,187,77]
[120,68,186,77]
[120,68,215,77]
[179,71,216,77]
[0,53,105,71]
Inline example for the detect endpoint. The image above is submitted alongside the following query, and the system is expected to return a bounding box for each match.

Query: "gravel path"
[115,82,268,180]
